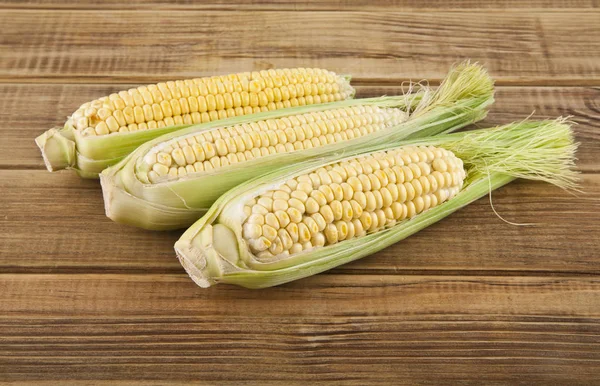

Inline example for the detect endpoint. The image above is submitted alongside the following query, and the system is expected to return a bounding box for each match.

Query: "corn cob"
[100,62,494,230]
[175,119,578,288]
[35,68,354,177]
[241,145,466,257]
[138,104,407,184]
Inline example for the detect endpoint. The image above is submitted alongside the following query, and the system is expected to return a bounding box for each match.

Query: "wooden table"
[1,1,600,384]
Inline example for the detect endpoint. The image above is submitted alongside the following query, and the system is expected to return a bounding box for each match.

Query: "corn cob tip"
[175,239,214,288]
[175,223,255,288]
[100,173,122,222]
[35,128,76,172]
[100,173,158,229]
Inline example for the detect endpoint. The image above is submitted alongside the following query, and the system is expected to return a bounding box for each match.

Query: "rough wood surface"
[1,11,600,84]
[1,0,599,10]
[2,2,599,384]
[1,274,599,383]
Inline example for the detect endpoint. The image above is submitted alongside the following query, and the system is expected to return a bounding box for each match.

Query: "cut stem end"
[35,128,76,172]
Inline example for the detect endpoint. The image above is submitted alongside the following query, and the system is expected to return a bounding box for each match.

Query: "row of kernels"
[209,67,335,82]
[82,94,376,137]
[141,108,405,180]
[243,183,444,253]
[432,155,464,173]
[144,106,382,148]
[149,143,311,182]
[246,188,447,255]
[84,68,339,113]
[76,72,349,136]
[81,97,275,136]
[222,68,341,89]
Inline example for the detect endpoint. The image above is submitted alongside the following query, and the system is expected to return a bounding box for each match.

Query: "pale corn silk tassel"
[450,117,580,227]
[483,113,537,226]
[448,118,579,190]
[486,167,535,226]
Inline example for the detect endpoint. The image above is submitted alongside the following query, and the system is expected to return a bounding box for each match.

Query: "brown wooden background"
[1,1,600,384]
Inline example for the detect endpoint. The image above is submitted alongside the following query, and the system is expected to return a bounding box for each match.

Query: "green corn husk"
[174,118,579,289]
[100,62,494,230]
[35,70,356,178]
[35,123,189,177]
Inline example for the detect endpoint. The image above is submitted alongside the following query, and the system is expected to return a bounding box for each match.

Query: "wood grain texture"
[1,0,598,10]
[1,274,599,383]
[2,2,600,384]
[5,85,600,170]
[1,10,600,84]
[2,171,598,274]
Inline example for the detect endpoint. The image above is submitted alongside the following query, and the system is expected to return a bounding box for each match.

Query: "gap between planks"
[1,269,600,277]
[0,3,597,11]
[2,274,599,318]
[3,78,600,87]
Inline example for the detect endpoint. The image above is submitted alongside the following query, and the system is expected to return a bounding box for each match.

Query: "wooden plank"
[1,11,599,84]
[1,274,599,383]
[3,273,598,318]
[0,0,597,10]
[6,84,599,170]
[0,171,180,273]
[1,170,598,274]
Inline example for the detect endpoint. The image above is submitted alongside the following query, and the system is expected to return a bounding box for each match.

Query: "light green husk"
[35,76,356,178]
[99,63,495,230]
[174,118,579,289]
[35,121,192,177]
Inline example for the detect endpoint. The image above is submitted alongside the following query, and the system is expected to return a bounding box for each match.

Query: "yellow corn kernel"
[140,105,407,184]
[240,145,466,256]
